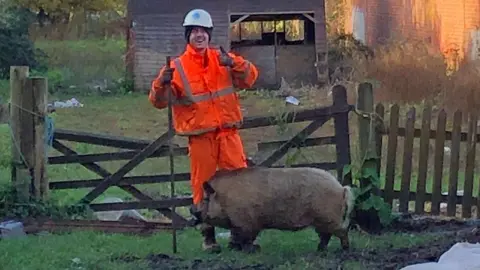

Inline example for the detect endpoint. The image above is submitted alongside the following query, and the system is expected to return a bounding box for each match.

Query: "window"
[230,16,312,45]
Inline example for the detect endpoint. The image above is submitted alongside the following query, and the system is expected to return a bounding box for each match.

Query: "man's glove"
[218,46,234,67]
[160,67,175,85]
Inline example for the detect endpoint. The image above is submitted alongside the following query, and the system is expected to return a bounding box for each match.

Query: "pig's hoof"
[317,244,328,252]
[228,242,242,251]
[242,244,261,254]
[202,243,221,254]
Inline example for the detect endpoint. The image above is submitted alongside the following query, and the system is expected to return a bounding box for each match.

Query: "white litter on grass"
[285,96,300,105]
[94,197,148,222]
[0,220,26,239]
[52,98,84,108]
[400,242,480,270]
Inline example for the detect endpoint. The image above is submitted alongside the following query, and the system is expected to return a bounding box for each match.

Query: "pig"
[198,166,356,253]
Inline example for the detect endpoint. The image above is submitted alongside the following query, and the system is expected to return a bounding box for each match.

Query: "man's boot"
[200,223,221,253]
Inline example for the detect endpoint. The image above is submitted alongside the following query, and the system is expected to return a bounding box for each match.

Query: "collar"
[185,44,211,67]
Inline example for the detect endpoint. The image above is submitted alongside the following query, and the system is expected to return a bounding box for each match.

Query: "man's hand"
[160,66,175,85]
[218,46,234,67]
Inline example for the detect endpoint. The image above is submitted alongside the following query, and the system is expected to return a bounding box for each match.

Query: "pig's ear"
[203,181,215,195]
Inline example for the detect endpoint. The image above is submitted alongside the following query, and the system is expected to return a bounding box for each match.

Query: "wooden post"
[357,82,381,192]
[10,66,49,201]
[357,83,378,161]
[10,66,31,201]
[31,77,49,200]
[355,82,383,232]
[332,85,352,184]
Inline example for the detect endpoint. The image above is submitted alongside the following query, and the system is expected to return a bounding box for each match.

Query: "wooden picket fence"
[376,103,480,219]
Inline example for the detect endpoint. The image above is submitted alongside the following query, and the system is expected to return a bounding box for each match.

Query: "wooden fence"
[6,66,353,227]
[7,65,479,224]
[376,101,480,219]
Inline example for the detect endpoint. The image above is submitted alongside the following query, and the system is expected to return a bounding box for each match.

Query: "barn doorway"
[229,12,317,89]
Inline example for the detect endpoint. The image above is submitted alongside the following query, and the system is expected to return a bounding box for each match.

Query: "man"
[148,8,259,252]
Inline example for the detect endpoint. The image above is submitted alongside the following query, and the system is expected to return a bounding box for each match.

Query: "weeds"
[328,33,480,115]
[0,183,92,220]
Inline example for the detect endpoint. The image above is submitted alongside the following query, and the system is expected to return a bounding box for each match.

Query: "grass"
[33,38,127,94]
[0,227,444,270]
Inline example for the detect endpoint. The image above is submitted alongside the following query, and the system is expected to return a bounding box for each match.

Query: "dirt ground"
[112,216,480,270]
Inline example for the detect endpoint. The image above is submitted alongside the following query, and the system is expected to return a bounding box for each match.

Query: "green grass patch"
[33,39,126,93]
[0,228,444,270]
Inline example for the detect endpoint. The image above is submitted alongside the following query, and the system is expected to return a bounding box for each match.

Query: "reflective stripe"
[173,58,236,104]
[176,121,242,136]
[172,57,241,136]
[154,91,192,105]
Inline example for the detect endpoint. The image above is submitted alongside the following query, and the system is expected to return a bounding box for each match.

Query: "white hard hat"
[183,9,213,28]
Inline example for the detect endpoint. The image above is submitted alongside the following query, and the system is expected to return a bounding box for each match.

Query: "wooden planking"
[332,85,351,184]
[399,107,416,213]
[53,105,353,147]
[384,104,399,206]
[414,105,431,214]
[89,197,193,212]
[431,110,447,215]
[446,110,462,217]
[462,113,477,218]
[382,125,480,143]
[49,162,337,190]
[49,136,337,165]
[375,104,385,178]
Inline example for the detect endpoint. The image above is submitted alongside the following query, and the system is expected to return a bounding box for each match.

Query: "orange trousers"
[188,128,247,205]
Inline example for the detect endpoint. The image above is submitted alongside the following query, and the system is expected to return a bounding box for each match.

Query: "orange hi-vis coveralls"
[149,44,259,205]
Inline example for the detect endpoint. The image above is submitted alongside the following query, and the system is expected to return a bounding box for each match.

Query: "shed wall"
[128,0,327,91]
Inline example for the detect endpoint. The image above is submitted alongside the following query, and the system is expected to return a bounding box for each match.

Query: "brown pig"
[199,166,356,253]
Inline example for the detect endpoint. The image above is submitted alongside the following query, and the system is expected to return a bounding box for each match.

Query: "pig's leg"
[228,228,243,251]
[315,227,332,251]
[334,229,350,251]
[238,229,261,254]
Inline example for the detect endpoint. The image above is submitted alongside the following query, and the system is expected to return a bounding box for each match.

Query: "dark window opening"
[230,13,315,47]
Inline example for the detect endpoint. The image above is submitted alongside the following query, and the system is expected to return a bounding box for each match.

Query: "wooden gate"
[7,67,353,228]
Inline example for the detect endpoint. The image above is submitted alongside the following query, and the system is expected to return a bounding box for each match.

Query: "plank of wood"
[415,105,432,214]
[384,104,399,206]
[399,107,416,213]
[332,85,351,184]
[23,219,178,235]
[431,110,447,215]
[447,110,462,217]
[462,113,477,218]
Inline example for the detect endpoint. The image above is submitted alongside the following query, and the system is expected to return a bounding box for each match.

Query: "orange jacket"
[149,44,259,136]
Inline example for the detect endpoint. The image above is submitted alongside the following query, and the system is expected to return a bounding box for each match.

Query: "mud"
[114,216,480,270]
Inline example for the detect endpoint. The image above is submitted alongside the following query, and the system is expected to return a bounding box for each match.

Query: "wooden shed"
[126,0,328,91]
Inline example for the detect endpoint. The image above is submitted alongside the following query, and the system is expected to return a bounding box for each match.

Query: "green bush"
[0,7,46,79]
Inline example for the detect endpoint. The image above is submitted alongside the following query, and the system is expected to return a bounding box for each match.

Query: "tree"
[9,0,125,14]
[5,0,126,24]
[0,7,46,79]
